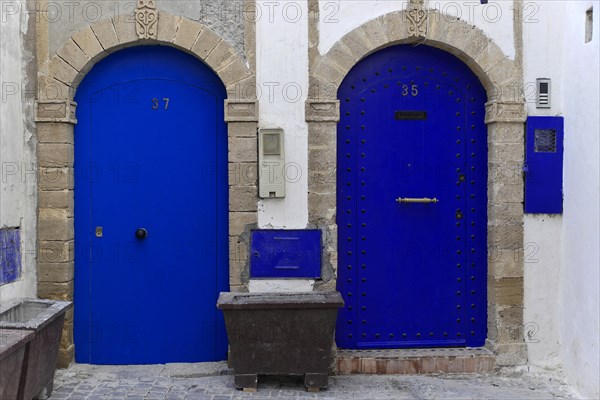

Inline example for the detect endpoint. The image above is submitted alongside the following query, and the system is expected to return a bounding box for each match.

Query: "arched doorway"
[336,45,488,349]
[73,46,229,364]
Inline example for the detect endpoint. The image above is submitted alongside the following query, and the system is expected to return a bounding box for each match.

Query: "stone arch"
[35,13,258,367]
[43,12,255,101]
[305,10,527,367]
[309,10,522,105]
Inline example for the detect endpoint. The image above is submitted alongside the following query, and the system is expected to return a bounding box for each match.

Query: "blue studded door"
[336,45,488,349]
[74,47,229,364]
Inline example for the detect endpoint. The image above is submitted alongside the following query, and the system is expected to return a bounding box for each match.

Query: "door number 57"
[152,98,170,110]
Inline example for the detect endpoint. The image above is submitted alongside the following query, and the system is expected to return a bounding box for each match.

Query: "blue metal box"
[524,116,564,214]
[250,230,322,278]
[0,228,21,286]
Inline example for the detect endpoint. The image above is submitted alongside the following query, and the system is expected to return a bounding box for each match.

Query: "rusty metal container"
[0,328,35,399]
[0,299,72,400]
[217,292,344,391]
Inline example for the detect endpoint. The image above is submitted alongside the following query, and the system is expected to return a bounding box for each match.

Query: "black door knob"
[135,228,148,240]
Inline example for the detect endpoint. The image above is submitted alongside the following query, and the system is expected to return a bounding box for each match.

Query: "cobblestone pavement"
[49,363,578,400]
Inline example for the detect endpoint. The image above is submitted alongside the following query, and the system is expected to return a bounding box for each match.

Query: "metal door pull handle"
[396,197,439,204]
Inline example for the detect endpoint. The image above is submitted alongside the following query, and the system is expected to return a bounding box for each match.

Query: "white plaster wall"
[523,215,561,370]
[559,1,600,398]
[318,0,515,59]
[0,2,37,303]
[254,1,312,291]
[523,6,599,398]
[256,0,309,229]
[523,1,565,116]
[249,279,315,292]
[522,1,565,372]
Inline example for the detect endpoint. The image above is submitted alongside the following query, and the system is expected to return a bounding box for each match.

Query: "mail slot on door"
[524,116,564,214]
[250,230,322,278]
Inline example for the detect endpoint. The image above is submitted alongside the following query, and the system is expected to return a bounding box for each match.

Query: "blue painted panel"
[525,116,564,214]
[336,45,488,349]
[0,228,21,285]
[74,46,228,364]
[250,230,321,278]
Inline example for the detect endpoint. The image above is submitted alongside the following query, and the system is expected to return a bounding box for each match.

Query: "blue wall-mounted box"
[524,116,564,214]
[250,229,321,278]
[0,228,21,286]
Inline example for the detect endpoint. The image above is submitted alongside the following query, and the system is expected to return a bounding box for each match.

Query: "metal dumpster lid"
[0,329,34,361]
[0,298,73,330]
[217,291,344,310]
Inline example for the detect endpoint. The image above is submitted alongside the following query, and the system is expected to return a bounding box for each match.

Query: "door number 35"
[402,84,419,97]
[152,98,170,110]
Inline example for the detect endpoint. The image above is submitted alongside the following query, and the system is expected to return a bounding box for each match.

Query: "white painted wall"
[256,0,309,230]
[523,215,561,369]
[0,3,37,304]
[523,1,565,116]
[559,1,600,398]
[253,0,313,291]
[522,0,566,372]
[318,0,515,59]
[249,279,315,292]
[523,2,600,397]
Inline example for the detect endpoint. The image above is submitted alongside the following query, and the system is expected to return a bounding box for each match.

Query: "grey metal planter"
[0,299,72,400]
[217,292,344,392]
[0,328,35,400]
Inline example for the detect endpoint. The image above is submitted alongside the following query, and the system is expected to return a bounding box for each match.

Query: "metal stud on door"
[336,45,488,349]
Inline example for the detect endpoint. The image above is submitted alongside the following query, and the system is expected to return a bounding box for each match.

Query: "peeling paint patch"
[0,228,21,286]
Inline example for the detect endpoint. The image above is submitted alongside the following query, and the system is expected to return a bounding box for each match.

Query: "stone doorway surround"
[305,4,527,366]
[34,7,259,366]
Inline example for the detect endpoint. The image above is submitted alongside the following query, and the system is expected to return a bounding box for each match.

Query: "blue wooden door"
[74,47,228,364]
[336,45,488,349]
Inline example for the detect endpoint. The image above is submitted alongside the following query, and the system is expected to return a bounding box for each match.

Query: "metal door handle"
[396,197,439,204]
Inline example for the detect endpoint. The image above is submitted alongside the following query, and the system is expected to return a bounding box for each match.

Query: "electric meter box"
[259,128,285,198]
[524,116,564,214]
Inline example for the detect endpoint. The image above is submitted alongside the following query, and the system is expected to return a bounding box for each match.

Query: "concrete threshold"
[336,348,496,375]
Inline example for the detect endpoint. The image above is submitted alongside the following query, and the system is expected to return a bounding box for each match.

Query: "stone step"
[336,348,496,375]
